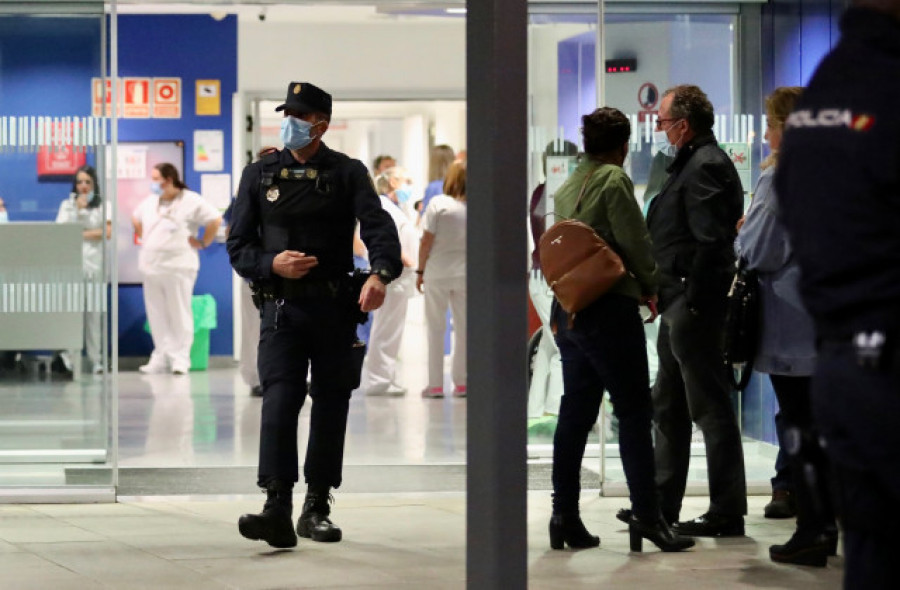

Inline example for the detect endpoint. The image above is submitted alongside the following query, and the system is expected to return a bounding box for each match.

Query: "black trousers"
[551,294,659,521]
[813,342,900,589]
[768,374,834,534]
[653,295,747,521]
[256,296,358,489]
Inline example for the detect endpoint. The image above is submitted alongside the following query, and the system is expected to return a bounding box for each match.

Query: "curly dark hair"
[581,107,631,156]
[663,84,715,133]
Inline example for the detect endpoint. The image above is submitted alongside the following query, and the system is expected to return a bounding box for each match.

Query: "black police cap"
[275,82,332,118]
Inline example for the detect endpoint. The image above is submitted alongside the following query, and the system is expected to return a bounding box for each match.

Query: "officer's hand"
[359,275,386,312]
[272,250,319,279]
[416,274,424,293]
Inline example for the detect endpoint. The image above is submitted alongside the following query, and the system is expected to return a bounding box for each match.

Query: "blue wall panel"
[762,0,846,93]
[0,17,100,220]
[0,14,238,359]
[117,14,238,357]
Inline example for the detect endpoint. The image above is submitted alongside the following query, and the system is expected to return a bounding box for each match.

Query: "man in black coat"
[776,2,900,585]
[645,84,747,536]
[227,81,402,549]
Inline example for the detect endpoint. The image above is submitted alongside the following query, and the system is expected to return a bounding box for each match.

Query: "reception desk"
[0,223,87,371]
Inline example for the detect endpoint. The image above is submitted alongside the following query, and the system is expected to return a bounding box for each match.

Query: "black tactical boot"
[297,486,342,543]
[238,480,297,548]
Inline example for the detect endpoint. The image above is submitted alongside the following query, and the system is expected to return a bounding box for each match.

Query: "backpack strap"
[573,164,600,214]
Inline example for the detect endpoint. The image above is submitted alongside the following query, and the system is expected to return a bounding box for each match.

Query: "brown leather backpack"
[539,166,626,317]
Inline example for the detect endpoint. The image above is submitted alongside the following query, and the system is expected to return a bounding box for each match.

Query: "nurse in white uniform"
[360,166,418,395]
[55,165,110,374]
[132,163,222,375]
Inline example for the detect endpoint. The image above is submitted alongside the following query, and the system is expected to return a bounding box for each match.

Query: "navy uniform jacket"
[227,143,402,286]
[646,133,743,312]
[776,8,900,336]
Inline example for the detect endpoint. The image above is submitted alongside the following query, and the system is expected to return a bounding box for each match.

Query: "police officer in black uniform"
[227,81,401,549]
[776,2,900,586]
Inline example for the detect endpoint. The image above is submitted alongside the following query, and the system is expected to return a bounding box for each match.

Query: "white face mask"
[653,130,678,157]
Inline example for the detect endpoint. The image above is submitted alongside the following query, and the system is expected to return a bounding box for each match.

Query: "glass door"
[527,1,772,496]
[0,0,117,500]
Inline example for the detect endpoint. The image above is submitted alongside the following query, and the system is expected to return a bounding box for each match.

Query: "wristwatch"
[372,268,393,285]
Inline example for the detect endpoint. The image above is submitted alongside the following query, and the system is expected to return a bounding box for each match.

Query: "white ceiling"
[113,1,466,23]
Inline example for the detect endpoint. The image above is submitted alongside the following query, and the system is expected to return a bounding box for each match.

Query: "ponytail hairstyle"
[155,162,188,190]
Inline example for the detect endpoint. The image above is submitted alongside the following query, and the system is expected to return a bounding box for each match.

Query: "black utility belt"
[260,279,345,300]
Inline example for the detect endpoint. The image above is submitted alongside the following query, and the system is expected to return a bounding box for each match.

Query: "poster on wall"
[37,144,87,176]
[109,140,185,284]
[195,79,221,116]
[193,129,224,172]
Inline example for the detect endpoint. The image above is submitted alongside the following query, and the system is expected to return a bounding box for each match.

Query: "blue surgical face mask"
[150,181,163,196]
[653,130,678,157]
[394,186,413,204]
[0,211,8,223]
[280,116,321,150]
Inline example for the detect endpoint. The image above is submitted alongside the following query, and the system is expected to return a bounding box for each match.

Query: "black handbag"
[721,257,760,390]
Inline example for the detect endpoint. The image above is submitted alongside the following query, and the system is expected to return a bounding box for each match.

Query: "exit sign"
[606,58,637,73]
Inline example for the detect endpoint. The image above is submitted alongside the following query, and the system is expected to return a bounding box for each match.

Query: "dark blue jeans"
[551,294,658,521]
[256,296,358,489]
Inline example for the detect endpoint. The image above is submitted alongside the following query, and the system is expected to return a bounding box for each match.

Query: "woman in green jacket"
[548,107,693,553]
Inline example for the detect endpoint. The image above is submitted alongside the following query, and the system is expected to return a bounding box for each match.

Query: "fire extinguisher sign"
[153,78,182,119]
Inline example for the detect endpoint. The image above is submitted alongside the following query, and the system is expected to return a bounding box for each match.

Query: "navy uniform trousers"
[256,294,358,489]
[814,341,900,589]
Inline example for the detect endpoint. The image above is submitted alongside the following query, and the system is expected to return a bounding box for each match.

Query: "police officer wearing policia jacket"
[227,82,401,549]
[776,2,900,586]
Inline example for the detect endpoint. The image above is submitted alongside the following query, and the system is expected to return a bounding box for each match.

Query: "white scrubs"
[239,279,260,389]
[56,195,109,372]
[361,195,418,394]
[527,269,564,418]
[421,194,467,389]
[133,190,220,372]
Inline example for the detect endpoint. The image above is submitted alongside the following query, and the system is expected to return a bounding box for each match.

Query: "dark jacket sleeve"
[349,160,402,279]
[226,162,277,281]
[683,157,742,310]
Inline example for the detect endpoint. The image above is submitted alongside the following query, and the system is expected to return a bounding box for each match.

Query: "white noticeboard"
[200,173,232,211]
[193,129,224,172]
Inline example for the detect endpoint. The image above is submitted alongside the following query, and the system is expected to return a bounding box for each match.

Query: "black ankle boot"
[238,480,297,548]
[629,514,695,553]
[548,513,600,550]
[769,529,831,567]
[297,486,342,543]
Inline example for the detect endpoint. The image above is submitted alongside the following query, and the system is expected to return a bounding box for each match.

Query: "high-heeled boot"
[629,514,695,552]
[548,513,600,550]
[238,480,297,548]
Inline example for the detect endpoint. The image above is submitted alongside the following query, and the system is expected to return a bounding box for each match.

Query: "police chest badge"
[266,185,280,202]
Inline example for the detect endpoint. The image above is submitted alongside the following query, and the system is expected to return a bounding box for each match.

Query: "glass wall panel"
[0,0,116,499]
[527,3,773,496]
